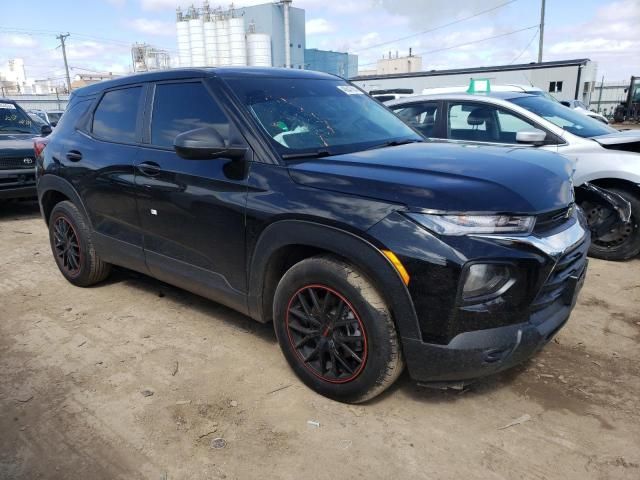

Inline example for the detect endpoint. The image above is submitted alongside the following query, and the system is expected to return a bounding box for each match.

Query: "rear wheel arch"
[38,175,91,226]
[247,219,422,340]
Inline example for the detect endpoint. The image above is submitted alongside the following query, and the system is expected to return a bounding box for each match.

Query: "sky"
[1,0,638,84]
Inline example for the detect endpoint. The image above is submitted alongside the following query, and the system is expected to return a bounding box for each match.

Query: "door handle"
[137,162,162,176]
[66,150,83,162]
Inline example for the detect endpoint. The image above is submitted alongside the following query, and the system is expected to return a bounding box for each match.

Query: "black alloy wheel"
[285,284,367,383]
[53,216,82,277]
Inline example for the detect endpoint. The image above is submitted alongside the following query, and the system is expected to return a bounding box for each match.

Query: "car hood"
[0,133,36,156]
[288,142,574,214]
[592,130,640,146]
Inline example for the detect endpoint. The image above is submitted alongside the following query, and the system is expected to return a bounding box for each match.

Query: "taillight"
[34,138,48,158]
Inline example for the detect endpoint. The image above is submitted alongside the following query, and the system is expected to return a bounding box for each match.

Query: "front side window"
[392,102,439,138]
[222,77,421,157]
[151,82,230,148]
[510,95,616,138]
[447,102,543,144]
[92,87,142,143]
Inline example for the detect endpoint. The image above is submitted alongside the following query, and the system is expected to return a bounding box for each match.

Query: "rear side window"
[92,87,142,143]
[150,82,230,148]
[392,102,439,138]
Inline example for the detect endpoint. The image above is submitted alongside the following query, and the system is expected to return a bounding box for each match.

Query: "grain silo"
[188,8,205,66]
[228,15,247,66]
[176,8,191,67]
[247,33,272,67]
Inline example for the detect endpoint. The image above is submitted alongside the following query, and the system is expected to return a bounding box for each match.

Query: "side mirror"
[516,129,547,146]
[560,101,571,107]
[40,124,53,136]
[174,127,247,160]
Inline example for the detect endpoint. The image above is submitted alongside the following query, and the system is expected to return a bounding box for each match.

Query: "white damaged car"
[387,92,640,260]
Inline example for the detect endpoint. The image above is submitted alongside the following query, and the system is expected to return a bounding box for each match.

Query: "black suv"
[37,68,589,402]
[1,99,50,200]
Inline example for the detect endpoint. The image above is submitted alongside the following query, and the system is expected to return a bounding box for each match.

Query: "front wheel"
[273,255,404,403]
[581,187,640,261]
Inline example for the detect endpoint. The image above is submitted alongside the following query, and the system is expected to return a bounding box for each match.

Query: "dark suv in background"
[37,68,589,402]
[1,99,50,200]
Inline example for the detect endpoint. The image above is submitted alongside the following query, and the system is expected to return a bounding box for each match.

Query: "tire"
[48,200,111,286]
[273,255,404,403]
[582,187,640,261]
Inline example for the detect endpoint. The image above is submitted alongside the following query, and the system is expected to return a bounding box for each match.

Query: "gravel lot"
[1,201,639,480]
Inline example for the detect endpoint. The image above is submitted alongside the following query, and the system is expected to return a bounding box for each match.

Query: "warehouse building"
[352,58,598,104]
[304,48,358,78]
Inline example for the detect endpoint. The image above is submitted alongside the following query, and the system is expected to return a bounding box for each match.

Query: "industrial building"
[131,43,171,72]
[176,1,305,69]
[304,49,358,78]
[359,51,423,77]
[352,58,598,104]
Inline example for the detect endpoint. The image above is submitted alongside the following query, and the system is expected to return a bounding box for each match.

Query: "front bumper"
[402,299,573,383]
[370,211,589,384]
[0,168,37,199]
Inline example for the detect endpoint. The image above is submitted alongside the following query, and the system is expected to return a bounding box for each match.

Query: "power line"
[353,0,519,54]
[358,24,539,68]
[509,27,539,64]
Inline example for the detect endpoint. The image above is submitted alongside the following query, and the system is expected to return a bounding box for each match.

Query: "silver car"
[387,92,640,260]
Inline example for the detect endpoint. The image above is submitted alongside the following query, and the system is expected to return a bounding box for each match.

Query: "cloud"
[0,34,38,49]
[128,18,176,36]
[306,18,334,35]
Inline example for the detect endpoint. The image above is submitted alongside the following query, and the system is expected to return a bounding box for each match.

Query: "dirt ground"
[1,201,639,480]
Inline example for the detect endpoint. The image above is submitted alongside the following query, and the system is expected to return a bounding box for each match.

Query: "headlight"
[462,264,514,300]
[407,213,535,236]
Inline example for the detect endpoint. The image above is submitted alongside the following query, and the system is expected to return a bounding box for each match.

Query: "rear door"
[134,79,250,312]
[60,85,148,272]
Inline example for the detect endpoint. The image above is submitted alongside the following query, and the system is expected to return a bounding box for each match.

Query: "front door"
[135,79,249,313]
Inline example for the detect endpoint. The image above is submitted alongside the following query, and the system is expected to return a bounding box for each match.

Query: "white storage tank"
[176,19,191,67]
[228,17,247,66]
[216,17,231,66]
[247,33,272,67]
[203,17,218,66]
[189,16,206,66]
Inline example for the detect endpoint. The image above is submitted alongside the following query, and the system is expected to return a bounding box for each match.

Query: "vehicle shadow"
[103,266,277,345]
[91,265,530,403]
[367,363,529,405]
[0,200,41,221]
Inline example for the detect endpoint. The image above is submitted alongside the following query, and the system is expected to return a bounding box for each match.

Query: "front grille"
[530,238,588,316]
[534,206,572,234]
[0,156,36,170]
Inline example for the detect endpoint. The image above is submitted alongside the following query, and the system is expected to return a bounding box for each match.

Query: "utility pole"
[596,75,605,113]
[537,0,545,63]
[56,33,72,92]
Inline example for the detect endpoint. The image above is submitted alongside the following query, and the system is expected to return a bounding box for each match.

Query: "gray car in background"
[387,92,640,260]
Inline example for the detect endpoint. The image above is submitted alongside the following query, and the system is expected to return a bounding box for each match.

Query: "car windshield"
[509,95,616,138]
[222,77,422,157]
[0,102,38,134]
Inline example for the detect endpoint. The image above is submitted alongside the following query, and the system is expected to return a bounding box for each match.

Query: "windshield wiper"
[281,149,334,160]
[365,138,423,151]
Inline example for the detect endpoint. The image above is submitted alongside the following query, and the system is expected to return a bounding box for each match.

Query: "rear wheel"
[48,201,111,286]
[273,255,404,403]
[582,187,640,261]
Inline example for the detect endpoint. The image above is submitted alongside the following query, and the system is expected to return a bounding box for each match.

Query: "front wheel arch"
[247,219,422,340]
